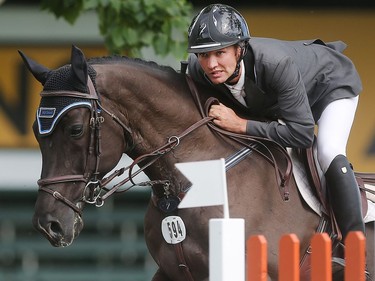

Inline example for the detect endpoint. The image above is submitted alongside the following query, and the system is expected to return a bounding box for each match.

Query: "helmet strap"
[225,46,245,84]
[225,62,241,84]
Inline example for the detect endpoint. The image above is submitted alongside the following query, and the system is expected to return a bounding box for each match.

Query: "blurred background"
[0,0,374,280]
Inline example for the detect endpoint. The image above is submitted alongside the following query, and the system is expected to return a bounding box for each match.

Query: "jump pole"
[209,218,245,281]
[209,158,244,281]
[177,158,245,281]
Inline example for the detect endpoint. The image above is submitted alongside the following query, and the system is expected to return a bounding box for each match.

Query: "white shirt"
[224,60,246,106]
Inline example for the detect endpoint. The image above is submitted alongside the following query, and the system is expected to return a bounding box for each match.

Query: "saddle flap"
[295,146,371,222]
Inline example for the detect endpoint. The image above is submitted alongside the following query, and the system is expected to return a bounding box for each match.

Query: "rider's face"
[197,45,241,84]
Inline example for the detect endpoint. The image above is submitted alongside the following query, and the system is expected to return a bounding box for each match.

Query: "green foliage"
[40,0,193,58]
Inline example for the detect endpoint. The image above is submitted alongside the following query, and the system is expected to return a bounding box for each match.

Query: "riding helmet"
[187,4,250,53]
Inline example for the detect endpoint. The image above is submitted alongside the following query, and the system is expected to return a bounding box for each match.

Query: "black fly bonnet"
[36,65,98,135]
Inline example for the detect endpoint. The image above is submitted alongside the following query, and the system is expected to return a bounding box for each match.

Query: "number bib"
[161,216,186,244]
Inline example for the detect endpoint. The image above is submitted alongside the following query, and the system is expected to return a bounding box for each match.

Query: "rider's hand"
[208,103,247,134]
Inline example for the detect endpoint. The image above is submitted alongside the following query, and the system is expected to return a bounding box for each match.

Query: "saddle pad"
[288,147,375,223]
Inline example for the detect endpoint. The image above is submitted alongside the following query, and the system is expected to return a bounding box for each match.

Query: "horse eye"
[70,124,84,138]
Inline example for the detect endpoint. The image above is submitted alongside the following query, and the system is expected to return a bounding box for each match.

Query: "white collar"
[225,60,245,96]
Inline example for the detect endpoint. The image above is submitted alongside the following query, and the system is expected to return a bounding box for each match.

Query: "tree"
[41,0,193,58]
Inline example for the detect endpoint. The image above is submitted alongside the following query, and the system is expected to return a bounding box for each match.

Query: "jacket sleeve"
[246,56,315,148]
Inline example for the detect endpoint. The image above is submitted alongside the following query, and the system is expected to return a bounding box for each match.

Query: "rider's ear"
[235,45,242,59]
[70,45,88,90]
[18,50,50,85]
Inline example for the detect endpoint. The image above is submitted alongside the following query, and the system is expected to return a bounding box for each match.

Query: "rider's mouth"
[210,70,223,78]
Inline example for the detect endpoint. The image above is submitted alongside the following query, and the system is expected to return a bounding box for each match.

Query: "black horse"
[20,45,374,280]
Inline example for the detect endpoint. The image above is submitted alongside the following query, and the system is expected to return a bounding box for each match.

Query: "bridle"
[37,74,293,217]
[37,76,133,215]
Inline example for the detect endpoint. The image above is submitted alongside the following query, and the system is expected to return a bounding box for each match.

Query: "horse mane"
[42,55,181,94]
[87,55,178,74]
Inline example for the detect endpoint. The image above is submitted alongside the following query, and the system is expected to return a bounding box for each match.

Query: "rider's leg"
[325,154,365,239]
[316,95,365,241]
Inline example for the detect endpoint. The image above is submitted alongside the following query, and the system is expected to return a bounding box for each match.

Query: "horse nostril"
[48,220,63,236]
[33,216,63,239]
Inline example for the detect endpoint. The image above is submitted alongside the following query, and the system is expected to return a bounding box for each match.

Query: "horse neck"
[95,63,217,178]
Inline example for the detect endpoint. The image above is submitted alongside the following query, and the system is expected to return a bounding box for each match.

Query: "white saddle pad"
[288,147,375,224]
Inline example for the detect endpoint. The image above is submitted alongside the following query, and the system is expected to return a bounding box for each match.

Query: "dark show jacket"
[188,37,362,148]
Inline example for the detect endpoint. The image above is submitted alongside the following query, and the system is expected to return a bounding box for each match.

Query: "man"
[187,4,365,242]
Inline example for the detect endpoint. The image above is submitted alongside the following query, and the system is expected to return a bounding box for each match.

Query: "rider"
[187,4,365,242]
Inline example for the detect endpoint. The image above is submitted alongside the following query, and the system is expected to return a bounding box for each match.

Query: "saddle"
[297,146,375,239]
[297,146,375,280]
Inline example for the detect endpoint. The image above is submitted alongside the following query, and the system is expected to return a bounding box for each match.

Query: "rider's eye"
[70,124,84,138]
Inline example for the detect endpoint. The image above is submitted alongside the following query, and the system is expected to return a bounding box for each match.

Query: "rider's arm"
[246,56,315,148]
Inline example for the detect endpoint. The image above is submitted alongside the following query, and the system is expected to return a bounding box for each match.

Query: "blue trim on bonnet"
[37,101,92,135]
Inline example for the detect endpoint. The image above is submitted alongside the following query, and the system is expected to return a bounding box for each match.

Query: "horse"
[19,45,374,281]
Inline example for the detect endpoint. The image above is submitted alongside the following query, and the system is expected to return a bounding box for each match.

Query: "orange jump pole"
[279,234,300,281]
[247,235,267,281]
[345,231,366,281]
[311,233,332,281]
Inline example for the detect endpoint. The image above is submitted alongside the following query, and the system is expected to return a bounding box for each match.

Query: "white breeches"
[316,96,359,173]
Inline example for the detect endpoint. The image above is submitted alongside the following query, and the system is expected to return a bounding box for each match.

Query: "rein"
[99,76,293,204]
[99,116,213,202]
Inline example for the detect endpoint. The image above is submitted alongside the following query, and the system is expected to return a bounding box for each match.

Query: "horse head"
[20,46,127,247]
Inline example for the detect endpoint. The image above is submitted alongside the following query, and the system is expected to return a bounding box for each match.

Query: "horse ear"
[18,50,50,85]
[70,45,88,88]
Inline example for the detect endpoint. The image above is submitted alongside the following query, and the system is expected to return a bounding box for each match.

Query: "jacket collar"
[243,45,256,82]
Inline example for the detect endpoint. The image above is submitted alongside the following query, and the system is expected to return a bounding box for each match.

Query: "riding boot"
[325,154,365,241]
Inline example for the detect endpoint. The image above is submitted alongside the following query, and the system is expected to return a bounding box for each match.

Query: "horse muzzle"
[32,208,84,247]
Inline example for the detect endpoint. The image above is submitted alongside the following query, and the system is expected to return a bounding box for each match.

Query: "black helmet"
[188,4,250,53]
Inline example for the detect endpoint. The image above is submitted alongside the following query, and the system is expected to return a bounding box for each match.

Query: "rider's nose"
[207,56,218,70]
